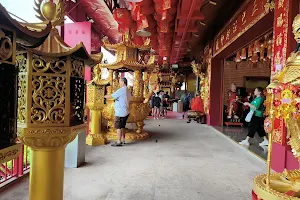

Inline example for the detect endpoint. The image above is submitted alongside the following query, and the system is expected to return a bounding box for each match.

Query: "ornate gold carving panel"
[0,28,15,65]
[31,76,66,124]
[71,59,84,78]
[32,55,67,74]
[18,75,27,123]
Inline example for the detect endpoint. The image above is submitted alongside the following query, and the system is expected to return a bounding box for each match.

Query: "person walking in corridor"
[153,92,162,119]
[239,87,268,146]
[105,78,131,147]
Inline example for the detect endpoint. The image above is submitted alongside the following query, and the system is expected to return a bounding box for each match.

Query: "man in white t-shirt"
[105,77,131,146]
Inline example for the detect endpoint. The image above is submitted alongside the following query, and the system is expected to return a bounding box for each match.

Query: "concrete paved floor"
[0,116,266,200]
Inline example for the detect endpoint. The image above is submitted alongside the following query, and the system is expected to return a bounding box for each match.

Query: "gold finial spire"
[34,0,66,26]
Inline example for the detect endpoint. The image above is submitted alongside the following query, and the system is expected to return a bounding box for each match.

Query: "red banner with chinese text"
[271,0,291,145]
[213,0,272,56]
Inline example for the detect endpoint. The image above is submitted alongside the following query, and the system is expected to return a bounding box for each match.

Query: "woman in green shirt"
[239,87,269,146]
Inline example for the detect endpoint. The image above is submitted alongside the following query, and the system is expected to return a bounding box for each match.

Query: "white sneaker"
[259,140,269,146]
[239,139,250,145]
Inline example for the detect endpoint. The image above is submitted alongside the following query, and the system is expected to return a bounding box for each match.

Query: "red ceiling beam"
[175,0,202,62]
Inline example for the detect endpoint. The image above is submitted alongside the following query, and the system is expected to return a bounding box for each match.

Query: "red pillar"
[207,58,224,126]
[271,0,300,172]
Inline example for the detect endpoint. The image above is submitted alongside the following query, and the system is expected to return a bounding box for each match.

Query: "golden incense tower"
[98,34,157,141]
[86,64,109,146]
[15,1,102,199]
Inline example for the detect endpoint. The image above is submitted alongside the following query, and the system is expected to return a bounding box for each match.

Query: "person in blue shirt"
[105,77,132,146]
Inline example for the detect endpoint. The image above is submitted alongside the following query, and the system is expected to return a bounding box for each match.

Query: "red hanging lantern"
[118,24,129,34]
[113,8,131,24]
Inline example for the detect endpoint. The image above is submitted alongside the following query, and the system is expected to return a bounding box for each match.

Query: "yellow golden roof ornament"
[22,0,102,66]
[102,32,151,51]
[100,33,155,71]
[34,0,65,27]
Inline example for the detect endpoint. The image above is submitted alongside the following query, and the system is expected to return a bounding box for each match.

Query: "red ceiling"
[110,0,204,64]
[76,0,244,64]
[170,0,204,63]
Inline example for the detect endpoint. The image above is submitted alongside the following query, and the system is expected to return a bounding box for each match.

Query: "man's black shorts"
[114,114,129,129]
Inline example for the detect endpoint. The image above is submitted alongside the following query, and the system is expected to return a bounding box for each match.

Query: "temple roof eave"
[0,4,52,48]
[27,28,102,66]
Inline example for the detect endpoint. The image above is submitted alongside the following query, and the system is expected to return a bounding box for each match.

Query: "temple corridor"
[0,115,265,200]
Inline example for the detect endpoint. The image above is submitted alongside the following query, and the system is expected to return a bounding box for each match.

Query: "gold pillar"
[29,148,65,200]
[143,72,149,98]
[13,1,102,199]
[108,69,114,94]
[134,70,143,98]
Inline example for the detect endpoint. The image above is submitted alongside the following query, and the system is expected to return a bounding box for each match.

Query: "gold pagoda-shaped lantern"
[15,1,102,200]
[0,3,51,164]
[98,33,157,141]
[86,64,110,146]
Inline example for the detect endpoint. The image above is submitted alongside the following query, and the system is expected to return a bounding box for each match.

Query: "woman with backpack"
[239,87,268,146]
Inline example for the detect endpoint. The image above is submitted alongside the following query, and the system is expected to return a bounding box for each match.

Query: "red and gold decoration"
[268,0,295,146]
[191,46,212,115]
[253,14,300,199]
[233,32,273,64]
[213,0,275,56]
[264,117,273,133]
[271,0,290,75]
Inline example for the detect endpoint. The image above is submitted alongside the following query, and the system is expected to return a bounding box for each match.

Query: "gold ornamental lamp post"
[0,4,51,164]
[15,1,102,200]
[86,65,109,146]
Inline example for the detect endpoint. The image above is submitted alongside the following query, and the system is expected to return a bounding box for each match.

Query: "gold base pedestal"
[86,134,107,146]
[253,170,300,199]
[106,129,150,141]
